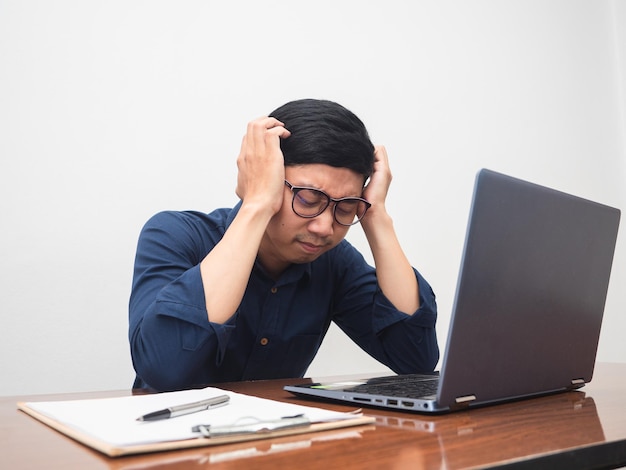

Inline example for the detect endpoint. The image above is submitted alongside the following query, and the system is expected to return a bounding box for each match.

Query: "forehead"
[285,164,364,196]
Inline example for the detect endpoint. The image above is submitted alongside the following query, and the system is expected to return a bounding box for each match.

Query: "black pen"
[136,394,230,422]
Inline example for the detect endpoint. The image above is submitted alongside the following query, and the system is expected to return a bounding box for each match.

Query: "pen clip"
[192,414,310,438]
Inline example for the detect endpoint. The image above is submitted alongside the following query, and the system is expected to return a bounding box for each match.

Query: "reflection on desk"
[368,391,604,469]
[107,426,375,470]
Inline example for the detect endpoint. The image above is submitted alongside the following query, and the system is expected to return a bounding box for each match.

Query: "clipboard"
[17,387,375,457]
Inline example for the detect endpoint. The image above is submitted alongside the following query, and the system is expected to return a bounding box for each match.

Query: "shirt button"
[270,287,278,294]
[260,337,269,346]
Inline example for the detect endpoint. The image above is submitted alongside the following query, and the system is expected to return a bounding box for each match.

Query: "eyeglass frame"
[283,180,371,226]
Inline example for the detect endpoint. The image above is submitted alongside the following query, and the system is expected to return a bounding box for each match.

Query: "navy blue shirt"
[129,205,439,391]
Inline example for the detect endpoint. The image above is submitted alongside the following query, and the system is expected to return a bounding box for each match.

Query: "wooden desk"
[3,362,626,469]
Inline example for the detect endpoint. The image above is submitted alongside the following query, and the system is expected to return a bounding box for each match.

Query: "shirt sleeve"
[330,242,440,374]
[128,211,234,391]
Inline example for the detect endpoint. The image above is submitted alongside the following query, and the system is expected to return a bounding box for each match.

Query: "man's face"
[258,163,364,277]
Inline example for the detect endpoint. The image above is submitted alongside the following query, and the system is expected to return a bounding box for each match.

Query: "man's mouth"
[298,241,326,254]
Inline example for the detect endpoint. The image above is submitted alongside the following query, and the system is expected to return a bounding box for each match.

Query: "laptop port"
[402,401,415,408]
[387,399,398,406]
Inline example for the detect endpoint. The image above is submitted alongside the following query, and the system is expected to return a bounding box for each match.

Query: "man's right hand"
[235,116,291,216]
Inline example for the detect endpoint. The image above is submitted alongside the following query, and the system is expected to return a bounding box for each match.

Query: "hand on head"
[235,117,291,215]
[362,145,393,211]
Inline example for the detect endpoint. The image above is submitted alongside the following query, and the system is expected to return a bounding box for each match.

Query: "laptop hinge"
[455,394,476,405]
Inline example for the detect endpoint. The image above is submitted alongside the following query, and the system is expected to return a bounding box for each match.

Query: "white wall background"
[1,0,624,396]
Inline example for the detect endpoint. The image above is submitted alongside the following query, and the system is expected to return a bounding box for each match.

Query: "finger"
[246,118,289,155]
[247,116,287,134]
[374,145,388,163]
[265,125,291,139]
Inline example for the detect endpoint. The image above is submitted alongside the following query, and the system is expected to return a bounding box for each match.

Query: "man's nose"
[307,205,335,236]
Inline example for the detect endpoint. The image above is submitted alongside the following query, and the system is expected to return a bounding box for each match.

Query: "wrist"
[239,199,277,222]
[361,204,391,229]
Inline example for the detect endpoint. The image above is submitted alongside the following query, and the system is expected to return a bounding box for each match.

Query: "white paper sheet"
[24,387,359,447]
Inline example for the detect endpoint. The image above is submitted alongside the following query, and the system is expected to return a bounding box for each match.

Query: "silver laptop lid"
[438,169,620,410]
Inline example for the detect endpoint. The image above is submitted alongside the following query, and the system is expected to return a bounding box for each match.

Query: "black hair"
[269,99,374,181]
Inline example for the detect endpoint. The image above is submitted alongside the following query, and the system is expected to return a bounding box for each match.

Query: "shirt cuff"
[155,264,236,360]
[372,269,437,333]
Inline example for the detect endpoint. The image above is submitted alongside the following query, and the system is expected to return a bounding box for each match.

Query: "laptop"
[284,168,621,413]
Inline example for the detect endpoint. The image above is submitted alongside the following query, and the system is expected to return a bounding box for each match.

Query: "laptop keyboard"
[349,374,440,399]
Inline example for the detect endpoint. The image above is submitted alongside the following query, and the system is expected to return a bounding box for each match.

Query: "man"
[129,99,439,391]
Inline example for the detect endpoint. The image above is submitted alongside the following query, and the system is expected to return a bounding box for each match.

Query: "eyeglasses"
[284,180,371,226]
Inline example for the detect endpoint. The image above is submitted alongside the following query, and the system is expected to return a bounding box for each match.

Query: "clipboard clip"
[192,414,310,438]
